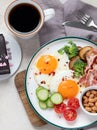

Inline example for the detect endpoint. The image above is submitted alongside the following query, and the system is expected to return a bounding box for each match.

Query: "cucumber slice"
[50,92,63,105]
[36,86,44,94]
[46,98,54,108]
[36,88,49,101]
[39,101,47,109]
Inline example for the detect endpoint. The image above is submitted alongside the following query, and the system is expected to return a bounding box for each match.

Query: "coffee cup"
[4,0,55,39]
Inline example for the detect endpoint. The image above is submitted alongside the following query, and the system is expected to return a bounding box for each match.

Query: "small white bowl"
[80,86,97,116]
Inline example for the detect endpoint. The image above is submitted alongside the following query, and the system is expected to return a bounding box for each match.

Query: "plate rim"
[25,36,97,129]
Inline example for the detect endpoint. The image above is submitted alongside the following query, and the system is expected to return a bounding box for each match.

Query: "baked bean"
[83,96,88,100]
[89,94,94,98]
[86,91,91,97]
[94,97,97,101]
[88,103,94,107]
[91,90,97,95]
[95,102,97,106]
[89,98,95,103]
[83,99,88,103]
[83,104,89,107]
[85,107,92,112]
[92,106,97,111]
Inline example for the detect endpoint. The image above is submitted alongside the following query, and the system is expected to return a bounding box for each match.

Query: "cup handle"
[44,8,55,22]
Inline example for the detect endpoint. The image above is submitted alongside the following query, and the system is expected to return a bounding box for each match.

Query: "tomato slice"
[63,109,77,121]
[68,98,80,110]
[54,103,66,113]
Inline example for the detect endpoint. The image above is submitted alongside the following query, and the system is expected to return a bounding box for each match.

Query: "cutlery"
[62,21,97,32]
[78,12,97,29]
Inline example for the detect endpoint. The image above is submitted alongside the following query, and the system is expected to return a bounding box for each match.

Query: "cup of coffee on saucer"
[4,0,55,39]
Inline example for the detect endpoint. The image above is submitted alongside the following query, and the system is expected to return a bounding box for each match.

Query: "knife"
[62,21,97,32]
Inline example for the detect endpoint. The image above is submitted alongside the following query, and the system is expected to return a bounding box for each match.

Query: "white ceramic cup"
[4,0,55,39]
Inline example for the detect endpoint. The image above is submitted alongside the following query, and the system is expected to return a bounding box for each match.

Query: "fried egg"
[50,71,79,99]
[33,51,70,90]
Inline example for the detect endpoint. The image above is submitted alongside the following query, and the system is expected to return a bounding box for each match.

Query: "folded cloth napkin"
[63,0,97,40]
[38,0,97,46]
[37,0,97,130]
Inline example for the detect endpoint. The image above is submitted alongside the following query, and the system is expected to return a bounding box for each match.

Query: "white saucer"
[0,32,22,81]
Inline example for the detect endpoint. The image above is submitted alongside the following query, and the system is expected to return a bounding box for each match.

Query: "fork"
[78,12,97,28]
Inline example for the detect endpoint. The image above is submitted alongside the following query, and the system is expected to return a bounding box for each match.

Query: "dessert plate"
[0,32,22,81]
[25,36,97,129]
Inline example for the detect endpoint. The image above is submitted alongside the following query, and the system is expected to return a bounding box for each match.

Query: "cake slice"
[0,34,10,74]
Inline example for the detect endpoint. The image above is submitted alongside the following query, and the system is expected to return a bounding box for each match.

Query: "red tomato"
[68,98,80,110]
[63,109,77,121]
[54,103,66,113]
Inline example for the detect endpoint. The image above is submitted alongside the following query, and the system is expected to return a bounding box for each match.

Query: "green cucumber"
[50,92,63,105]
[46,98,54,108]
[36,86,44,93]
[36,88,49,101]
[39,101,47,109]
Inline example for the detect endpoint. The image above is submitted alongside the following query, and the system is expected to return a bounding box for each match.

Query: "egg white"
[32,65,53,90]
[54,51,70,73]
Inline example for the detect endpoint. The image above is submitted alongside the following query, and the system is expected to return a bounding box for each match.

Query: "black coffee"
[8,3,40,32]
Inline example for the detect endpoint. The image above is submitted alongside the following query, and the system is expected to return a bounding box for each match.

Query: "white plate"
[25,37,97,129]
[0,32,22,81]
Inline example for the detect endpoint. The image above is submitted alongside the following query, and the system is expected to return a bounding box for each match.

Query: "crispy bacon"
[79,48,97,87]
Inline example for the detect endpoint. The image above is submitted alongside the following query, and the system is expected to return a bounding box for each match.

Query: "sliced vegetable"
[79,46,93,60]
[39,101,47,109]
[63,109,77,121]
[36,88,49,101]
[85,49,93,57]
[36,86,44,93]
[77,46,82,51]
[50,92,63,105]
[54,103,66,113]
[68,98,80,110]
[69,56,80,69]
[46,98,54,108]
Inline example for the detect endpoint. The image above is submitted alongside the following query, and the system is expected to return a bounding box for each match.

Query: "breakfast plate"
[0,31,22,81]
[25,36,97,129]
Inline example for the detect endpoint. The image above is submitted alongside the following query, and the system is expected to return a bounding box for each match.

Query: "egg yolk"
[36,55,58,74]
[58,80,79,99]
